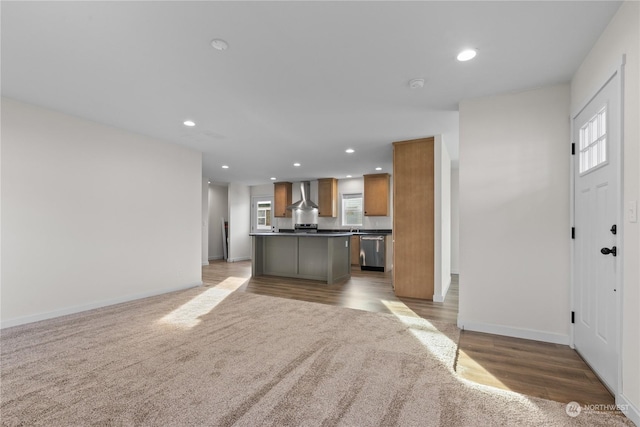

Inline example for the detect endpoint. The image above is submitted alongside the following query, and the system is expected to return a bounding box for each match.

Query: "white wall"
[251,184,273,198]
[458,84,571,344]
[208,184,228,260]
[570,1,639,422]
[450,168,460,274]
[201,178,209,265]
[434,136,451,302]
[227,183,251,262]
[1,98,202,328]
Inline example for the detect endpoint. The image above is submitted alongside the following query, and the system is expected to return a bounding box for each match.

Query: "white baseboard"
[433,276,452,302]
[617,393,640,426]
[0,281,203,330]
[208,255,224,261]
[457,318,570,345]
[227,257,251,262]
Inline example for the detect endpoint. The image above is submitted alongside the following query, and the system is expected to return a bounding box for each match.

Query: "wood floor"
[202,260,615,409]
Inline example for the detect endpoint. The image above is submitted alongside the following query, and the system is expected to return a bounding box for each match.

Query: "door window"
[579,106,607,174]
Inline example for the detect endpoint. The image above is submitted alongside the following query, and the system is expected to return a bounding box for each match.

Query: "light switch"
[628,201,638,223]
[345,240,349,248]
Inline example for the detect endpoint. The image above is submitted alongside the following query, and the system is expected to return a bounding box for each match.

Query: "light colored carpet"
[0,285,633,426]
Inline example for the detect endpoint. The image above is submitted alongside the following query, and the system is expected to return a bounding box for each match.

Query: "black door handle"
[601,246,617,256]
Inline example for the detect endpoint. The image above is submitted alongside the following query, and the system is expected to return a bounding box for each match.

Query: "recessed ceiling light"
[183,120,196,127]
[222,165,229,169]
[408,78,425,89]
[346,175,352,178]
[210,39,229,51]
[457,49,477,62]
[270,177,277,180]
[345,148,355,154]
[375,167,382,171]
[293,163,301,167]
[208,181,211,184]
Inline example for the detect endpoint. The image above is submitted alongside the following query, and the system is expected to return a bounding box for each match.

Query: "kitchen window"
[342,193,363,227]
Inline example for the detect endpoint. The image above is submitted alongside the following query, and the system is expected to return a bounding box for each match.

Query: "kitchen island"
[250,232,352,284]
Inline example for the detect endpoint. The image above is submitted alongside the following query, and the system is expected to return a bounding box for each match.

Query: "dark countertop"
[251,229,392,236]
[319,229,392,235]
[250,232,353,237]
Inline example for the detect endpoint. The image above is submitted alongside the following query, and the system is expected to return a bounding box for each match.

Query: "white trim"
[569,112,576,349]
[227,257,251,263]
[617,393,640,427]
[569,54,625,397]
[202,262,210,266]
[616,55,626,407]
[0,281,203,329]
[208,255,224,261]
[434,136,443,302]
[457,318,570,345]
[433,276,451,302]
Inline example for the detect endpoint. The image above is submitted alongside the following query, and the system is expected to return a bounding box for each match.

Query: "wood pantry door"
[392,137,434,299]
[572,69,621,393]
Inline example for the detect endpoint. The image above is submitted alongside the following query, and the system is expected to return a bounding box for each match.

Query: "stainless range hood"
[286,181,318,211]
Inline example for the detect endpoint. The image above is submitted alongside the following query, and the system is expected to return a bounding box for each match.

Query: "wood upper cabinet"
[273,182,292,218]
[392,137,434,300]
[317,178,338,217]
[363,173,390,216]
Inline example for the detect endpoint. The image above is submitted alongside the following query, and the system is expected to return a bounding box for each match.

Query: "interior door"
[573,71,621,393]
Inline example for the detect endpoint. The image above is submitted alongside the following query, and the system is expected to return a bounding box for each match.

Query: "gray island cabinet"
[250,233,351,284]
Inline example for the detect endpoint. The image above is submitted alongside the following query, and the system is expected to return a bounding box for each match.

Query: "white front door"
[573,70,621,393]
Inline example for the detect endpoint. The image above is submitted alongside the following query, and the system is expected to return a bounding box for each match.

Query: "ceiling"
[1,1,621,185]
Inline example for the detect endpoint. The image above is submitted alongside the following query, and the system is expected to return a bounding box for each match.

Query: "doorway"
[572,65,623,394]
[251,196,274,233]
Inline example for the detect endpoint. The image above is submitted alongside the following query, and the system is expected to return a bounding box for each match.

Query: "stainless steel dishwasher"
[359,235,385,271]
